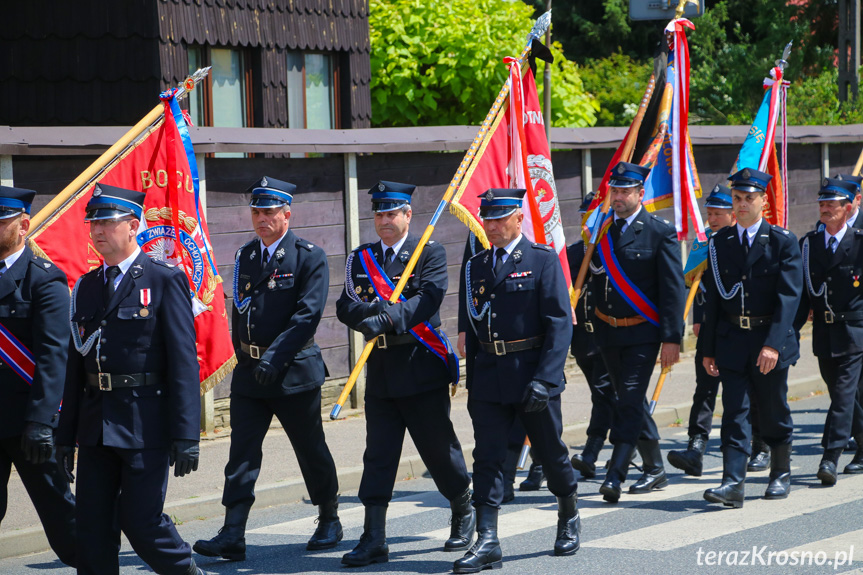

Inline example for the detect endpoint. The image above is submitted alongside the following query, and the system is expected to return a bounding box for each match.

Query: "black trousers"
[0,436,76,566]
[574,349,615,439]
[468,395,576,508]
[818,353,863,451]
[359,386,469,506]
[76,445,191,575]
[718,363,794,455]
[600,343,661,446]
[223,388,338,508]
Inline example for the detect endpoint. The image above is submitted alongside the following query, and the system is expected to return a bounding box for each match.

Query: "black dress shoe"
[817,460,838,486]
[667,436,707,477]
[764,443,792,500]
[571,436,604,479]
[629,440,668,494]
[703,448,747,509]
[599,479,621,503]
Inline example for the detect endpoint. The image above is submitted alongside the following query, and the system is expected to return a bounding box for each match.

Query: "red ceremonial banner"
[29,99,236,394]
[450,65,571,294]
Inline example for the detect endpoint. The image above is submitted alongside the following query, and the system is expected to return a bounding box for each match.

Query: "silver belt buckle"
[376,334,388,349]
[249,345,262,360]
[493,340,507,356]
[584,321,594,333]
[98,373,112,391]
[825,311,835,324]
[739,316,751,330]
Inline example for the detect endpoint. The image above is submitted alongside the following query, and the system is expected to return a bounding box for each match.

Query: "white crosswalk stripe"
[583,471,863,551]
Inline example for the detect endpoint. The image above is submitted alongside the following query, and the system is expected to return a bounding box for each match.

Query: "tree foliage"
[368,0,598,128]
[525,0,843,126]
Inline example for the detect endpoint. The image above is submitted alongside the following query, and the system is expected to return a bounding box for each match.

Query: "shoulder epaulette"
[531,243,552,251]
[295,237,316,251]
[770,224,791,235]
[650,214,672,226]
[352,242,375,254]
[151,258,175,269]
[29,255,54,272]
[236,238,257,259]
[469,248,490,261]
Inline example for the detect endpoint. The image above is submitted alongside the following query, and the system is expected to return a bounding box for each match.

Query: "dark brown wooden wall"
[10,141,861,400]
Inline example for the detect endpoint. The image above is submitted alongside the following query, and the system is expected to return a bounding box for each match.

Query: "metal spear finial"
[776,42,793,71]
[529,10,552,41]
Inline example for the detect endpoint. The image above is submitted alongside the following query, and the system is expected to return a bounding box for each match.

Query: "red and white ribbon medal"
[139,288,151,317]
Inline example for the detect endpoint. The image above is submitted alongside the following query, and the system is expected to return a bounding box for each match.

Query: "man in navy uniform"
[701,168,801,508]
[194,176,341,561]
[459,188,579,572]
[589,162,685,503]
[839,173,863,229]
[457,232,542,501]
[667,185,735,477]
[568,192,614,479]
[0,186,76,567]
[56,184,205,575]
[795,178,863,485]
[336,181,473,567]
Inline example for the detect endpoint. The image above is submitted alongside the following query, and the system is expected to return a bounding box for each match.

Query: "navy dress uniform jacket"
[0,247,69,438]
[795,228,863,357]
[463,236,572,404]
[567,241,600,357]
[336,234,451,398]
[58,251,200,449]
[700,221,803,371]
[588,208,685,347]
[232,229,329,396]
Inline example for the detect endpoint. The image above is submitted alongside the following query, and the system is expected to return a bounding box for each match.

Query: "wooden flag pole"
[330,13,553,419]
[29,68,211,232]
[648,269,704,415]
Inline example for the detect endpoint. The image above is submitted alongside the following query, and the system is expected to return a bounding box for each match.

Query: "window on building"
[286,51,338,130]
[188,46,253,157]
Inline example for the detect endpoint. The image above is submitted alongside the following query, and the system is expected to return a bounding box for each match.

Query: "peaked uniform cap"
[85,183,145,221]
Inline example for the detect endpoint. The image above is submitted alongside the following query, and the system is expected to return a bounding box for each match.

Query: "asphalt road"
[2,392,862,575]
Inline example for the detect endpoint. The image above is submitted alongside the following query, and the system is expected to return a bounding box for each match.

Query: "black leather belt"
[241,338,315,359]
[86,372,161,391]
[479,335,545,356]
[723,314,772,330]
[820,310,863,324]
[375,333,417,349]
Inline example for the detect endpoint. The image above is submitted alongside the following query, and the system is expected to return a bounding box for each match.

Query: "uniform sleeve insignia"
[250,250,257,260]
[275,247,286,259]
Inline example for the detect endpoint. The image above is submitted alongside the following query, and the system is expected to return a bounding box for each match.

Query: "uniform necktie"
[493,247,507,276]
[261,248,270,270]
[741,232,750,256]
[105,266,121,301]
[384,247,395,275]
[0,261,6,277]
[613,217,626,240]
[828,236,838,253]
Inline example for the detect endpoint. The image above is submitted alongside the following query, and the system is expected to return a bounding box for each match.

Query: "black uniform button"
[493,332,499,338]
[156,390,162,396]
[492,313,497,318]
[100,320,107,326]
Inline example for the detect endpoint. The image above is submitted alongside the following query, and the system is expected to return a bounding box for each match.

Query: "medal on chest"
[139,288,151,317]
[268,273,277,290]
[854,274,860,288]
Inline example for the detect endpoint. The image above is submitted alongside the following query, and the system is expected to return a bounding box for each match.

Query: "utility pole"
[543,0,552,144]
[839,0,861,102]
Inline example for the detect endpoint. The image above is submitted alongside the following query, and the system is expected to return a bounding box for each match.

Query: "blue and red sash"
[596,217,660,327]
[0,321,35,384]
[358,248,455,370]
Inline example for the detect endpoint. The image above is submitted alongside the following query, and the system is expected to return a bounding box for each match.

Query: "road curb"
[0,374,827,561]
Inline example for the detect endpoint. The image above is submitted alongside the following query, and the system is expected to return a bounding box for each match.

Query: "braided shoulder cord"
[233,248,251,314]
[465,258,490,321]
[709,237,743,301]
[70,276,101,356]
[802,237,833,313]
[344,250,362,303]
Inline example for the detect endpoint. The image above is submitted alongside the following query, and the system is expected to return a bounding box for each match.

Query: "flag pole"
[570,75,657,303]
[330,13,552,420]
[648,269,703,414]
[29,68,212,232]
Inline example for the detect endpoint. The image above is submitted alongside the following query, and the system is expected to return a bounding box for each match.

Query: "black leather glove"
[21,422,54,465]
[357,312,393,340]
[365,298,392,318]
[170,439,200,478]
[522,380,550,413]
[56,445,76,483]
[253,360,280,386]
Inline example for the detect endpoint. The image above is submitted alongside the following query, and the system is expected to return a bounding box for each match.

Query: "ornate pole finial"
[175,67,212,102]
[776,41,793,71]
[529,10,552,42]
[675,0,700,19]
